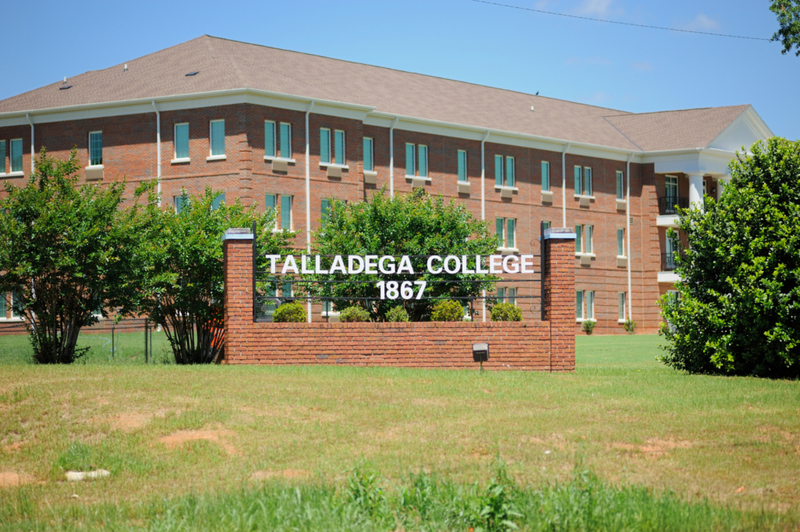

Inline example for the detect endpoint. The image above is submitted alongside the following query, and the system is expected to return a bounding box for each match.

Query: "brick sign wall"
[223,229,576,371]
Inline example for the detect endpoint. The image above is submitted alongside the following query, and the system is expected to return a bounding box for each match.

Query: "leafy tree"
[660,138,800,378]
[310,189,499,322]
[0,149,142,363]
[136,188,292,364]
[771,0,800,56]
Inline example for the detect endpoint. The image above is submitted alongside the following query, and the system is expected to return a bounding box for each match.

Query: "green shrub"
[273,301,306,323]
[581,320,595,335]
[491,303,522,322]
[386,306,410,322]
[622,319,637,334]
[431,300,464,322]
[339,306,371,323]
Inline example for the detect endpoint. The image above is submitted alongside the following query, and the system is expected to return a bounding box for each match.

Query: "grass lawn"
[0,332,798,530]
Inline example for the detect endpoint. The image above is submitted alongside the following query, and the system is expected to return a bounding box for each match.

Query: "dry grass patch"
[0,471,34,487]
[157,428,238,455]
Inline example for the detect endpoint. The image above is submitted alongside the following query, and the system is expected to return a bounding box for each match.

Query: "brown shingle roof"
[0,35,750,152]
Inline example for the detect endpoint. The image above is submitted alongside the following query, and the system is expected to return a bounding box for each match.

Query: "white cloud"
[683,13,720,31]
[572,0,614,17]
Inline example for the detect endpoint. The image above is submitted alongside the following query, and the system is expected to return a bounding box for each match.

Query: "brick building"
[0,36,773,333]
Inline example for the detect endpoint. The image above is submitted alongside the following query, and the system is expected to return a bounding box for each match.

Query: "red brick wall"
[223,231,576,371]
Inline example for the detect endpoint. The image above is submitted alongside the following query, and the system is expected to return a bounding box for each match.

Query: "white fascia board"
[366,111,644,163]
[644,148,735,176]
[0,88,375,127]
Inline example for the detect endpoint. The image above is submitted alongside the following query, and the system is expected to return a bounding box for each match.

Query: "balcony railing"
[661,251,680,271]
[658,196,689,215]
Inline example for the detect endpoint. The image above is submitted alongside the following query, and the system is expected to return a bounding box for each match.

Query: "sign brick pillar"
[543,227,577,371]
[223,228,254,364]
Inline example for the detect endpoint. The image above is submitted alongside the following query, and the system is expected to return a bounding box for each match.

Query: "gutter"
[25,113,34,174]
[626,152,633,323]
[389,117,399,198]
[561,143,570,228]
[481,130,490,323]
[151,101,161,205]
[305,100,315,323]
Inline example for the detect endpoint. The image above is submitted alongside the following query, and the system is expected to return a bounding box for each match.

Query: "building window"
[210,120,225,157]
[334,130,346,165]
[11,290,23,319]
[88,132,102,166]
[0,292,6,318]
[616,170,624,200]
[575,224,593,254]
[577,290,594,320]
[665,232,679,270]
[174,123,189,160]
[265,121,292,159]
[542,220,551,232]
[282,281,293,298]
[617,228,625,257]
[618,292,627,322]
[10,139,23,172]
[0,140,6,173]
[541,161,550,191]
[320,129,346,165]
[574,165,592,196]
[665,175,678,202]
[495,155,515,187]
[497,287,517,306]
[281,195,293,230]
[363,137,374,172]
[174,195,187,214]
[406,143,428,177]
[211,193,225,211]
[496,217,516,249]
[321,198,331,225]
[457,150,468,182]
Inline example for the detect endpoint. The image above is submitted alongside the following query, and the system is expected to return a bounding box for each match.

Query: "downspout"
[561,143,570,227]
[481,131,490,322]
[626,152,634,322]
[25,113,34,174]
[305,101,315,322]
[151,101,161,206]
[389,117,399,198]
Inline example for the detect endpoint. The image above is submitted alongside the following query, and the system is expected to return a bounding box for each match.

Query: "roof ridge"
[203,35,632,115]
[604,104,750,119]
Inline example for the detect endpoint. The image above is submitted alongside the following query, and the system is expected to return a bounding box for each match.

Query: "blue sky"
[2,0,797,140]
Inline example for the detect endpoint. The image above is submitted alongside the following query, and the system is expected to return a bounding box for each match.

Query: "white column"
[717,175,730,200]
[688,173,704,211]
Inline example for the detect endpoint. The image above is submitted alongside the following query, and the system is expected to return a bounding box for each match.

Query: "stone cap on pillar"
[543,227,576,240]
[222,228,254,241]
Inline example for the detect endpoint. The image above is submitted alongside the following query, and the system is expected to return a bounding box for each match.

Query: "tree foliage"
[310,189,499,322]
[771,0,800,56]
[136,188,292,364]
[660,138,800,378]
[0,149,142,363]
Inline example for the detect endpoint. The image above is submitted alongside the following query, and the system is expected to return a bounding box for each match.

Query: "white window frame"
[457,149,468,182]
[618,292,627,323]
[264,121,295,163]
[496,217,517,251]
[575,224,595,257]
[208,119,226,160]
[405,142,430,180]
[363,137,375,173]
[88,132,103,168]
[573,165,594,198]
[617,228,626,258]
[172,123,190,163]
[577,290,595,323]
[616,170,625,200]
[495,155,517,191]
[319,128,349,169]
